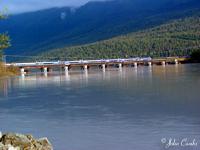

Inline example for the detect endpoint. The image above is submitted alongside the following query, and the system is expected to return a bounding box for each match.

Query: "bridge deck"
[6,57,189,74]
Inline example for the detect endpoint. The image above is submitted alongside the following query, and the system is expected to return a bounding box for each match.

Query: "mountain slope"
[0,0,200,56]
[40,17,200,60]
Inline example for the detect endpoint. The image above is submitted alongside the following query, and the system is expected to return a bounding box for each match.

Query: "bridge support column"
[84,65,88,71]
[162,61,166,66]
[20,68,25,75]
[43,67,48,73]
[64,66,69,72]
[148,62,152,66]
[118,63,122,69]
[134,62,138,68]
[102,64,106,71]
[43,67,48,77]
[175,59,178,65]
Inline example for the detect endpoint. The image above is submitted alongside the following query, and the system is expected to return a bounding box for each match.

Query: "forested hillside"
[40,17,200,60]
[0,0,200,57]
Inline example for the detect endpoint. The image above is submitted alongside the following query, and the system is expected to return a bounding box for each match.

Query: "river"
[0,64,200,150]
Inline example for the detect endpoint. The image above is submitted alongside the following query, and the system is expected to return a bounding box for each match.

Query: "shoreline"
[0,63,18,78]
[1,57,199,77]
[0,132,53,150]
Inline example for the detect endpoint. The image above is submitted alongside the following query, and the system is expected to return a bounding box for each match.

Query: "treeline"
[0,13,17,77]
[40,17,200,60]
[0,13,10,61]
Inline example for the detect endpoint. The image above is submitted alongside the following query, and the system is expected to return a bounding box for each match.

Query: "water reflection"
[0,79,8,97]
[64,72,71,82]
[0,65,200,150]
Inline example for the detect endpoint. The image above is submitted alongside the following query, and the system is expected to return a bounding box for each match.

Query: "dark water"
[0,64,200,150]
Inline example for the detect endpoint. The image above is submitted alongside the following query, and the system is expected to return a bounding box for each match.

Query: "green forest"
[40,17,200,61]
[0,14,17,77]
[0,14,10,61]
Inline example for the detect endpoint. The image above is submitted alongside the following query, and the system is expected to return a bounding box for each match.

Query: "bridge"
[6,57,188,75]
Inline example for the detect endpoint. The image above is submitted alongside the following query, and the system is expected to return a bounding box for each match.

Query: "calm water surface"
[0,64,200,150]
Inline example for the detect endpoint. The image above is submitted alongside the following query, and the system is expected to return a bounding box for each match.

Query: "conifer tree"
[0,13,10,61]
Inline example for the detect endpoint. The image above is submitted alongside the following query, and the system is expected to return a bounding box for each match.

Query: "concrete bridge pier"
[84,65,88,71]
[64,66,69,72]
[42,67,48,77]
[20,68,25,75]
[102,64,106,71]
[148,62,152,66]
[118,63,122,69]
[162,61,166,66]
[118,63,122,72]
[175,59,178,65]
[43,67,48,73]
[134,62,138,68]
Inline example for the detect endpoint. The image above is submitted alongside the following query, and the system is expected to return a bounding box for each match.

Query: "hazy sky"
[0,0,106,14]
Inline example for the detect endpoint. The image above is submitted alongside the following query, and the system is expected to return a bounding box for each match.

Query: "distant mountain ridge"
[0,0,200,57]
[40,17,200,60]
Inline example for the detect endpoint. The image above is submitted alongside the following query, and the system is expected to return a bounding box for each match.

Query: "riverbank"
[0,132,53,150]
[0,63,18,77]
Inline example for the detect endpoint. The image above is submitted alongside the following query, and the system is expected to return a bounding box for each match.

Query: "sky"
[0,0,106,14]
